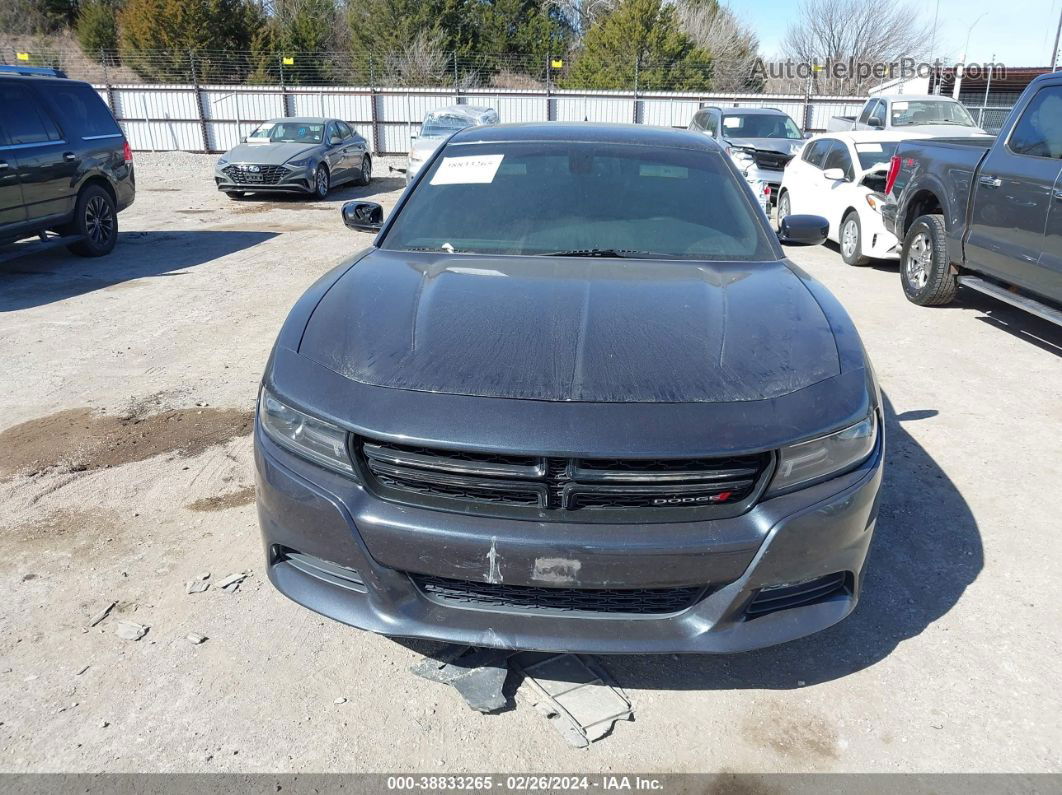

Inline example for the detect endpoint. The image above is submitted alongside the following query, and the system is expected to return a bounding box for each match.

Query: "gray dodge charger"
[254,123,884,654]
[215,116,371,198]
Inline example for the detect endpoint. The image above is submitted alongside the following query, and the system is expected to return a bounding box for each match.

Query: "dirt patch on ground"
[4,508,118,544]
[0,406,253,477]
[187,485,256,512]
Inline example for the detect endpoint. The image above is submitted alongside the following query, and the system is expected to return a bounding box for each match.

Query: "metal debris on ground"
[185,634,207,645]
[87,601,116,627]
[411,645,517,713]
[114,621,149,641]
[512,653,633,748]
[75,665,90,676]
[218,571,250,593]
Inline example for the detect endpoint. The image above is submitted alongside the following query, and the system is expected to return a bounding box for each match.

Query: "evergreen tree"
[118,0,263,81]
[76,0,120,62]
[564,0,713,91]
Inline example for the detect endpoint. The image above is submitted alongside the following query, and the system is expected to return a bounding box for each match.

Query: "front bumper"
[214,164,315,194]
[255,420,883,654]
[858,209,902,260]
[741,166,784,201]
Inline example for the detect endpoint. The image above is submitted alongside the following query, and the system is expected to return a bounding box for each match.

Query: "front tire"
[66,185,117,257]
[900,214,957,306]
[313,165,330,199]
[355,155,372,187]
[840,212,870,266]
[776,191,791,232]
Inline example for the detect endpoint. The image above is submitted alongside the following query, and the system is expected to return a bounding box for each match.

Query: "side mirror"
[803,131,814,139]
[329,135,343,145]
[822,167,846,181]
[410,134,418,141]
[868,117,884,129]
[342,201,384,232]
[778,214,828,246]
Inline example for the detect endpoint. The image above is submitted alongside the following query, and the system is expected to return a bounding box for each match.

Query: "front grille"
[222,164,290,185]
[745,572,850,618]
[751,150,792,171]
[412,574,704,615]
[356,437,771,521]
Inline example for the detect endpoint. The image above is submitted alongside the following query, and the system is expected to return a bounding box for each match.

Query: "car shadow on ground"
[0,229,276,313]
[953,288,1062,358]
[397,393,983,692]
[232,177,406,206]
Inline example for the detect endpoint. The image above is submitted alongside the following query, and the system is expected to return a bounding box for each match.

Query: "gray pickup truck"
[884,73,1062,325]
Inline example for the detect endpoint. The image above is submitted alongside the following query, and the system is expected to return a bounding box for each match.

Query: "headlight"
[286,157,312,167]
[217,156,229,166]
[258,388,354,475]
[865,193,885,213]
[768,414,877,495]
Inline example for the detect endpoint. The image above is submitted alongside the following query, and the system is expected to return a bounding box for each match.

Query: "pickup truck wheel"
[901,214,957,306]
[840,212,870,266]
[66,184,117,257]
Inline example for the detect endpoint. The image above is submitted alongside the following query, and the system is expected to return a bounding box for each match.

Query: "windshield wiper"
[542,248,659,258]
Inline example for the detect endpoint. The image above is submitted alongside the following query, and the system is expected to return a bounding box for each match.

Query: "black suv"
[0,65,134,257]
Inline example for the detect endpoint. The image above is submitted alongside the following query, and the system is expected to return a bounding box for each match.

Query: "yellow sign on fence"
[282,57,294,65]
[551,59,564,69]
[16,52,30,61]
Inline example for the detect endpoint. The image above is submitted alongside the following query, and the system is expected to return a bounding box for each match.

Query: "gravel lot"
[0,152,1059,774]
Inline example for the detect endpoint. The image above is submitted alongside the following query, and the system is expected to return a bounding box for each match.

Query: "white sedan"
[777,131,927,265]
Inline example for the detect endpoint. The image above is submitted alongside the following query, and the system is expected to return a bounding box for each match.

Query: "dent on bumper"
[255,430,883,654]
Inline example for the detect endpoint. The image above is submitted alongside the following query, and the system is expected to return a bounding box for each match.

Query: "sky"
[729,0,1061,67]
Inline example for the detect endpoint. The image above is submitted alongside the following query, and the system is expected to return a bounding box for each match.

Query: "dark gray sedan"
[214,117,371,199]
[254,123,883,655]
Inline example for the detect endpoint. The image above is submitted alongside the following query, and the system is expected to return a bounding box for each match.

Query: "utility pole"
[1052,6,1062,71]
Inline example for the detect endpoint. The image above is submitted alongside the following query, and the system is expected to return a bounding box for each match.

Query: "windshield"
[891,100,977,128]
[722,113,802,139]
[854,141,900,171]
[248,121,323,144]
[382,142,777,261]
[420,113,475,138]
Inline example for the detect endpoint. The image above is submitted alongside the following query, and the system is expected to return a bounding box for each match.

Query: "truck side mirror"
[868,117,884,128]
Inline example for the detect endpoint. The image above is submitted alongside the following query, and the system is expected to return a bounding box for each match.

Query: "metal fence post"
[632,55,640,124]
[190,50,210,153]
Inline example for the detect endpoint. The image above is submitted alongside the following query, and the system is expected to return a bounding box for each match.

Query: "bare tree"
[675,1,761,92]
[382,30,450,87]
[776,0,927,94]
[547,0,617,36]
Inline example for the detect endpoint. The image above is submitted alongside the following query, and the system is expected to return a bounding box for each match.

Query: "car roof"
[448,122,723,151]
[266,116,331,124]
[872,94,959,103]
[719,107,789,115]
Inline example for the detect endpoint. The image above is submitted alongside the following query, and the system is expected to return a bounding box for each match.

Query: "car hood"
[724,137,805,156]
[298,251,840,403]
[222,142,318,165]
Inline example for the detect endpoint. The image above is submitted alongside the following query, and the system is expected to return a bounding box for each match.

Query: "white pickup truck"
[828,95,987,136]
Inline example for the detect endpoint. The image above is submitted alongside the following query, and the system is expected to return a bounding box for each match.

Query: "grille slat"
[222,164,290,185]
[413,574,704,615]
[356,436,770,520]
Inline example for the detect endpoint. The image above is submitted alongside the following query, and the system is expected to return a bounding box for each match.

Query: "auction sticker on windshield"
[430,154,505,185]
